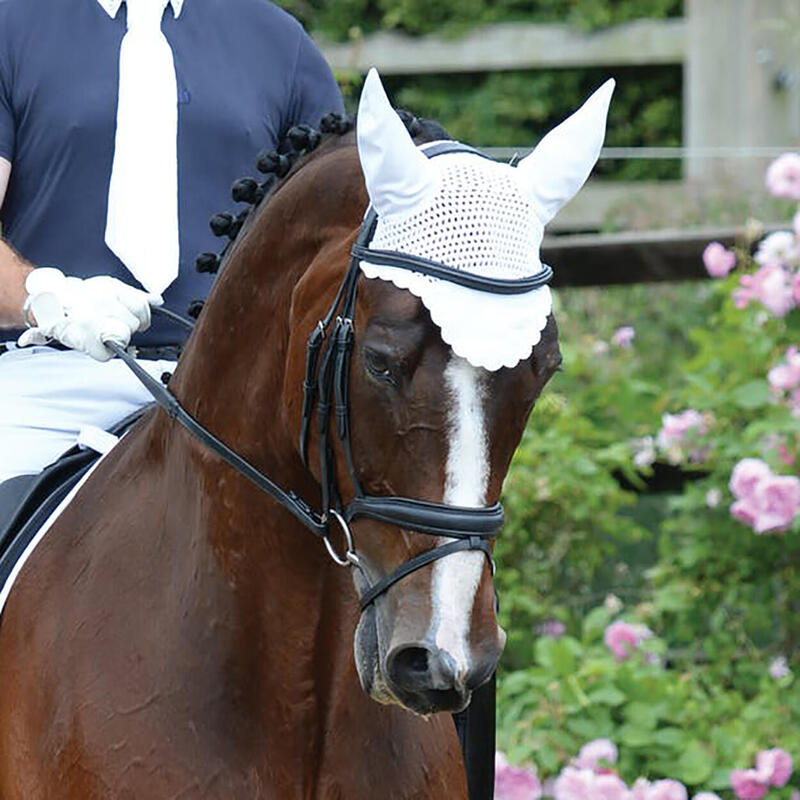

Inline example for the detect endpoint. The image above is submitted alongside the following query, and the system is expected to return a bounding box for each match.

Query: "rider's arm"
[0,157,33,329]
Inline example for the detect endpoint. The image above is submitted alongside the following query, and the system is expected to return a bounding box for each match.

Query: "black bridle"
[108,141,552,612]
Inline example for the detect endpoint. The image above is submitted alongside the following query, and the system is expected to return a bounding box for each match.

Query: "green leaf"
[619,724,655,747]
[582,606,612,642]
[730,379,770,409]
[586,685,627,706]
[676,740,714,784]
[534,637,579,676]
[624,700,660,730]
[652,727,685,746]
[653,582,692,612]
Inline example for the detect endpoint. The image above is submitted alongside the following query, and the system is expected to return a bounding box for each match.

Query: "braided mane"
[188,109,450,319]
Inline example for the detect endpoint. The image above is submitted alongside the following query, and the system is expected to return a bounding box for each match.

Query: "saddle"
[0,407,151,590]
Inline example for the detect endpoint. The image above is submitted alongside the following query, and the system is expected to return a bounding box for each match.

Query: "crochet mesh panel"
[369,157,543,280]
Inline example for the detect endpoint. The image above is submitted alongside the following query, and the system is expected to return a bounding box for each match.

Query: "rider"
[0,0,343,484]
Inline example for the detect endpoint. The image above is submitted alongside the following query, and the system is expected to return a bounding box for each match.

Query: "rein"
[107,141,553,613]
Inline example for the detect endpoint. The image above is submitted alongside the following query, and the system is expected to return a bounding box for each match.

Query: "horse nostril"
[387,644,458,693]
[394,646,430,679]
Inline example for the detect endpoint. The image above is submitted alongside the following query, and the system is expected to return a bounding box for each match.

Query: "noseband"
[108,142,552,611]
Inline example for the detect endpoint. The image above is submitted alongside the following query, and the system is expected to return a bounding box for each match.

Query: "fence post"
[685,0,800,186]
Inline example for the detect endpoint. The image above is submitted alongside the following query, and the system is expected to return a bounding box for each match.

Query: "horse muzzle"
[384,639,502,715]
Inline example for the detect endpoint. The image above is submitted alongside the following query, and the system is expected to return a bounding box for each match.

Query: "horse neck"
[171,224,304,469]
[152,145,367,677]
[173,147,360,471]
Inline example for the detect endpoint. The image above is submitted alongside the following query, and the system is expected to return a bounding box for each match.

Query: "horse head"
[280,71,613,715]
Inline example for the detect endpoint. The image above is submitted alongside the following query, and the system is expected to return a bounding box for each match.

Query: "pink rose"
[730,769,769,800]
[647,780,688,800]
[703,242,736,278]
[768,363,800,392]
[754,231,800,268]
[734,265,797,316]
[755,748,793,786]
[612,326,635,349]
[593,773,632,800]
[657,409,709,463]
[731,497,759,527]
[754,264,796,317]
[693,794,722,800]
[604,620,652,661]
[750,475,800,533]
[630,778,651,800]
[553,767,629,800]
[495,752,542,800]
[574,739,618,771]
[769,347,800,400]
[729,458,800,533]
[729,458,773,498]
[766,153,800,200]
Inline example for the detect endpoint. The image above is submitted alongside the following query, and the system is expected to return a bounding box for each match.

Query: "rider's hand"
[18,268,163,362]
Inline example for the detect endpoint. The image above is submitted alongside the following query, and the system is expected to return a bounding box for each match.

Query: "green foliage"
[495,242,800,793]
[384,66,682,181]
[277,1,683,181]
[644,269,800,666]
[496,282,713,669]
[498,619,800,794]
[496,385,647,669]
[280,0,681,40]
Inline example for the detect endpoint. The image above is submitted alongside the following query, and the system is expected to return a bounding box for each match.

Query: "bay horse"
[0,71,611,798]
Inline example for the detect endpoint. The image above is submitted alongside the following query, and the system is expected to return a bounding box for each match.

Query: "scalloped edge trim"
[360,263,552,371]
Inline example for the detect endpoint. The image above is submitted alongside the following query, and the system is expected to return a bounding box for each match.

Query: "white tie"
[105,0,179,295]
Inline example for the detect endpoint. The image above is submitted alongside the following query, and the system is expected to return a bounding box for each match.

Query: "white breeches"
[0,345,176,484]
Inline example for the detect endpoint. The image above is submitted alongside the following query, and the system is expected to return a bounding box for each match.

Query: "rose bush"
[496,154,800,797]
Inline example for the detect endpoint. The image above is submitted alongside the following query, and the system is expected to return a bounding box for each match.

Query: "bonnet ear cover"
[356,68,438,218]
[517,79,615,225]
[354,72,615,372]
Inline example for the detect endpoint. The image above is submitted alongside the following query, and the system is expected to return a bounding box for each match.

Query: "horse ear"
[357,68,437,217]
[517,79,615,225]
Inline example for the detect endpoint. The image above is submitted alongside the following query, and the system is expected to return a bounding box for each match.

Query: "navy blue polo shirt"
[0,0,344,346]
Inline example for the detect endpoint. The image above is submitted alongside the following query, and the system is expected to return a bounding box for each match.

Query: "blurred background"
[279,3,800,798]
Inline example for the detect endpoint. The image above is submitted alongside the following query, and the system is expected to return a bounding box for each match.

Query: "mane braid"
[189,107,449,318]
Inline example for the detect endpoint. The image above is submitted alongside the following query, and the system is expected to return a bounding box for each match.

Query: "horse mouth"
[392,686,472,716]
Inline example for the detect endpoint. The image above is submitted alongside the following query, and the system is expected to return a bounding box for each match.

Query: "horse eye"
[365,350,396,385]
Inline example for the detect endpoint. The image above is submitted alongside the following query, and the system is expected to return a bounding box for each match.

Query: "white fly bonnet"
[356,69,614,371]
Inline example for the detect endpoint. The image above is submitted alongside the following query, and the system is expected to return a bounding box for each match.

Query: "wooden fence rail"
[317,18,685,75]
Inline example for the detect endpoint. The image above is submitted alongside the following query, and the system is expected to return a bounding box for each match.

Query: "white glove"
[18,268,163,362]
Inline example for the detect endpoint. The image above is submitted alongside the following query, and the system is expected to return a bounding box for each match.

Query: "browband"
[352,243,553,294]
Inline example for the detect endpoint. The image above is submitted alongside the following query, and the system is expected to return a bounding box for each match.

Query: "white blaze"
[430,355,489,678]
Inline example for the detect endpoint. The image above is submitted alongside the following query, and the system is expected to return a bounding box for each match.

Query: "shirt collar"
[97,0,185,20]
